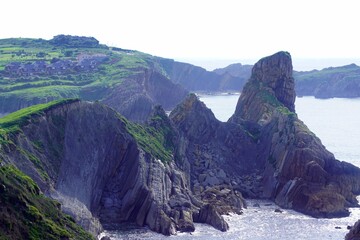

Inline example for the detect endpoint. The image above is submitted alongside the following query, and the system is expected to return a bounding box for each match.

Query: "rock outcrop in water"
[229,51,360,217]
[171,51,360,219]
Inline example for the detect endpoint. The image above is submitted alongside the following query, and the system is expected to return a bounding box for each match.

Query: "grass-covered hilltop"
[0,35,187,122]
[0,35,249,122]
[0,35,123,102]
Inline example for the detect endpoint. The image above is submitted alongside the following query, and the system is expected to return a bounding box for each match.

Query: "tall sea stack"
[230,51,360,217]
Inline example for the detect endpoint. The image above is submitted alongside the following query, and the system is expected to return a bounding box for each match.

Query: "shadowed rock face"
[0,101,227,236]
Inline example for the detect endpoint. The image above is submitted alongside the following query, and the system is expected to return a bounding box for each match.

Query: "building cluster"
[4,54,108,77]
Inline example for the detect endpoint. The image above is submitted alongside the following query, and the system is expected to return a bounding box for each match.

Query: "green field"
[0,35,167,113]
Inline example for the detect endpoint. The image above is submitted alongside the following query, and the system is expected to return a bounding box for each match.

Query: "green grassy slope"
[0,165,94,240]
[0,99,79,134]
[120,108,176,163]
[0,35,168,113]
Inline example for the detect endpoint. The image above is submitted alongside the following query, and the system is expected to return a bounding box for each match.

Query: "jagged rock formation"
[231,51,296,118]
[171,51,360,219]
[0,100,227,237]
[229,51,360,217]
[170,94,255,220]
[346,220,360,240]
[170,94,262,199]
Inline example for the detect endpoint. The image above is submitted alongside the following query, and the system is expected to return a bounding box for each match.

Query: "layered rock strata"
[0,100,227,236]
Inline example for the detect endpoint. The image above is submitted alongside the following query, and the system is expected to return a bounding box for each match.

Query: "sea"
[100,94,360,240]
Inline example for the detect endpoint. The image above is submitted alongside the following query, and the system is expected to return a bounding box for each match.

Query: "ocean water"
[101,94,360,240]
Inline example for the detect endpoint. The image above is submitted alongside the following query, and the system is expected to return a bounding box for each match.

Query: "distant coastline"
[177,58,360,72]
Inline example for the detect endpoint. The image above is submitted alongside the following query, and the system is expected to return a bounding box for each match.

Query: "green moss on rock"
[0,165,94,240]
[118,113,174,164]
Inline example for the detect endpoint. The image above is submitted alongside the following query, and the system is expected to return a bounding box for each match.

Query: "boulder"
[194,204,229,232]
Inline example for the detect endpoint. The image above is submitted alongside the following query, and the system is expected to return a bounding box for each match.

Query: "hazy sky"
[1,0,359,70]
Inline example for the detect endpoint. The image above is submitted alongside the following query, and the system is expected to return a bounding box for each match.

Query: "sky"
[1,0,359,70]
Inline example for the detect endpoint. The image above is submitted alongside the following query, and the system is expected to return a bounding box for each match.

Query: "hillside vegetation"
[0,36,159,109]
[0,165,94,240]
[0,35,190,122]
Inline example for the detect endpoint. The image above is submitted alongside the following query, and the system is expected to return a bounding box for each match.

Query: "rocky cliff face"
[0,100,227,237]
[170,94,259,212]
[230,51,360,217]
[171,52,360,220]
